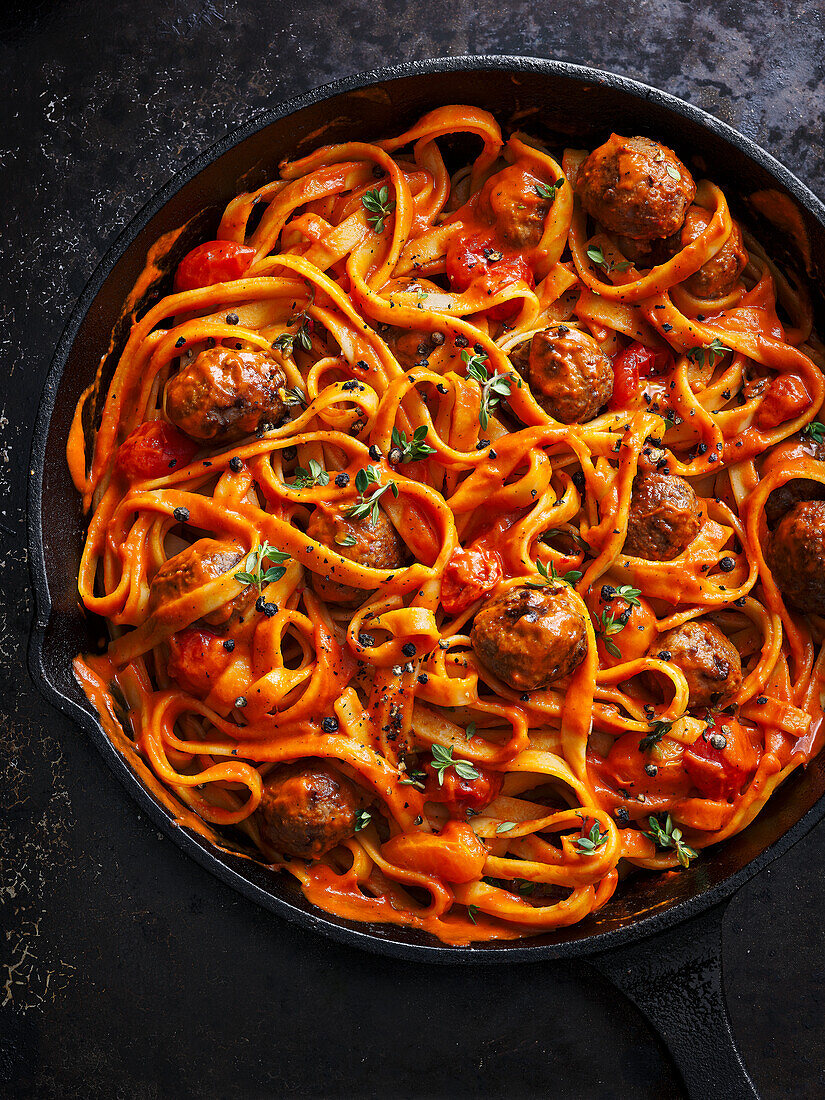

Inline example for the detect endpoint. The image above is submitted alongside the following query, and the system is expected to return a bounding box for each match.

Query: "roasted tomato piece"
[585,583,657,666]
[683,711,756,801]
[167,628,233,696]
[755,374,811,430]
[423,758,503,812]
[441,546,502,616]
[446,232,534,320]
[116,420,198,481]
[174,240,256,292]
[609,341,673,410]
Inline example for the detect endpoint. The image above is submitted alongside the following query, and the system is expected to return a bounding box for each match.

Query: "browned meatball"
[576,135,696,241]
[513,324,613,423]
[762,435,825,527]
[256,760,361,859]
[306,504,409,604]
[471,584,587,691]
[679,206,748,298]
[165,346,288,443]
[624,473,702,561]
[148,538,248,626]
[767,500,825,615]
[656,620,742,709]
[476,164,550,249]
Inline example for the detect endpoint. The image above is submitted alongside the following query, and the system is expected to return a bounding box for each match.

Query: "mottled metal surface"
[1,2,824,1097]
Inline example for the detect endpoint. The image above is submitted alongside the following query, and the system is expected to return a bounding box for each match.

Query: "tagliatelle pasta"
[69,107,825,944]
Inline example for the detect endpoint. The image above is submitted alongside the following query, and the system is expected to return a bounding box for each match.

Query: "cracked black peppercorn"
[222,639,235,652]
[172,507,189,522]
[335,472,350,487]
[229,456,243,472]
[718,556,735,572]
[321,716,339,733]
[225,312,239,325]
[401,642,416,657]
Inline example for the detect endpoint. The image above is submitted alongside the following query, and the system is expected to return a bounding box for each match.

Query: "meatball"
[306,504,409,604]
[256,760,361,859]
[762,435,825,527]
[148,538,248,626]
[471,584,587,691]
[576,134,696,241]
[679,206,748,299]
[513,324,613,423]
[656,620,742,709]
[165,346,288,443]
[767,500,825,615]
[476,164,550,250]
[624,473,702,561]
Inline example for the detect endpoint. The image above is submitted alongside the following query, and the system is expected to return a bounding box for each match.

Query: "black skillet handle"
[588,901,758,1099]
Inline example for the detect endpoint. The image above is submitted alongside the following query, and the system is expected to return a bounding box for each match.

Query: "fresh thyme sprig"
[462,349,512,430]
[291,458,329,489]
[595,608,628,658]
[430,743,480,786]
[534,179,565,200]
[802,420,825,443]
[354,808,372,832]
[361,185,396,233]
[572,819,609,855]
[586,246,632,274]
[234,541,290,594]
[687,337,728,370]
[343,464,399,524]
[390,425,436,463]
[527,558,583,589]
[639,719,673,753]
[645,813,699,868]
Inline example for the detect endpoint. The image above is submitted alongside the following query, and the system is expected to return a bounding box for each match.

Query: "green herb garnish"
[572,820,609,854]
[586,246,631,273]
[534,179,565,200]
[462,349,512,430]
[430,743,480,786]
[354,808,372,832]
[391,425,436,463]
[235,541,290,593]
[687,337,728,370]
[645,813,698,868]
[639,719,673,753]
[361,185,396,233]
[291,458,329,489]
[802,421,825,443]
[344,466,399,524]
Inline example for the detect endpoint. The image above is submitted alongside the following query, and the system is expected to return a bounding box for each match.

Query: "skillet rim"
[27,53,825,963]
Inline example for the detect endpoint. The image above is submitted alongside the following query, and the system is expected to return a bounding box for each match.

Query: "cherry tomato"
[609,341,674,410]
[585,583,657,667]
[683,711,756,800]
[604,730,692,801]
[445,232,534,320]
[116,420,198,481]
[755,374,811,430]
[441,546,502,616]
[167,628,233,696]
[174,240,256,292]
[423,758,503,812]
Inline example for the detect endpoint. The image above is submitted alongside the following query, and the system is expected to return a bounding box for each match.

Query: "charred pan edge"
[26,55,825,963]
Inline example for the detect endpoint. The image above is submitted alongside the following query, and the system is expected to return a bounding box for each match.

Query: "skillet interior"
[28,57,825,960]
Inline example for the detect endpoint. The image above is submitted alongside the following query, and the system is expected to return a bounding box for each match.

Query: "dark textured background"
[2,2,824,1097]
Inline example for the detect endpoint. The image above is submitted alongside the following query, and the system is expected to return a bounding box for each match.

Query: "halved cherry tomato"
[441,546,502,616]
[683,711,756,801]
[423,758,503,812]
[755,374,811,430]
[174,240,256,292]
[167,628,233,697]
[609,341,674,410]
[445,232,534,320]
[116,420,198,481]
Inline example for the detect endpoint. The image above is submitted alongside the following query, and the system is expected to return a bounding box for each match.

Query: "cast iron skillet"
[27,56,825,1099]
